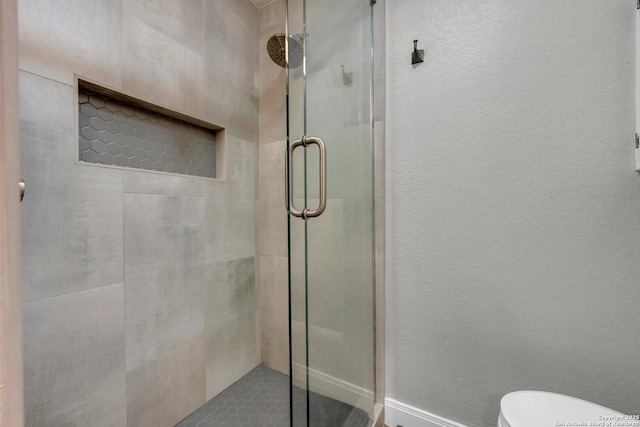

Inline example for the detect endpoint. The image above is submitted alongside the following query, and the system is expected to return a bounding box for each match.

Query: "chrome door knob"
[19,179,25,202]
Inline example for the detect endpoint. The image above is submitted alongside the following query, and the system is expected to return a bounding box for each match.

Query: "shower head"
[267,33,303,69]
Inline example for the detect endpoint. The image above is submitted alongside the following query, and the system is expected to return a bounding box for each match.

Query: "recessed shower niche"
[78,81,222,179]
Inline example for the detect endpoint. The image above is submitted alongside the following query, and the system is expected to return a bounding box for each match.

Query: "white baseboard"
[292,362,375,412]
[384,398,469,427]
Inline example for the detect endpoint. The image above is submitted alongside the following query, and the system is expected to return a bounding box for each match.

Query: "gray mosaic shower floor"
[176,365,371,427]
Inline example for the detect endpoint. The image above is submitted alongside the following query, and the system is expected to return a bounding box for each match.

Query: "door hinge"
[636,134,639,149]
[371,0,376,4]
[637,0,639,10]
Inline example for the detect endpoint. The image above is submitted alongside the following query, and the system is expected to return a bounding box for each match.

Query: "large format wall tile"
[127,338,206,427]
[260,317,289,376]
[124,194,205,371]
[259,0,286,145]
[205,137,258,264]
[258,140,287,258]
[123,0,203,55]
[121,9,205,121]
[123,170,205,197]
[204,0,259,142]
[19,72,75,163]
[206,311,258,400]
[205,257,258,400]
[204,187,256,264]
[23,284,126,427]
[206,257,257,322]
[259,256,289,374]
[21,165,124,302]
[258,70,286,145]
[20,72,124,302]
[259,256,287,324]
[226,136,258,199]
[18,0,122,87]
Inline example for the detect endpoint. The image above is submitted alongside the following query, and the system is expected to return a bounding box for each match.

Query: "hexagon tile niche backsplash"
[78,88,216,178]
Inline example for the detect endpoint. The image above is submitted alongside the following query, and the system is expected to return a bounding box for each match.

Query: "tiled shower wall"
[258,0,289,375]
[19,1,259,426]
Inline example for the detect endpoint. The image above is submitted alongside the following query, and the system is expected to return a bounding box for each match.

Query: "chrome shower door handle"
[285,136,327,220]
[301,136,326,219]
[286,138,304,218]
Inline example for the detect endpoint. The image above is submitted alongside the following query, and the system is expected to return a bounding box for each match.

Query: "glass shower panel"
[287,0,376,425]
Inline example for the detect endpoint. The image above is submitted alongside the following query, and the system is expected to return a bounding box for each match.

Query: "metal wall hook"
[412,39,424,65]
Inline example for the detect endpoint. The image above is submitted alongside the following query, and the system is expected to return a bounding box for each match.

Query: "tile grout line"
[122,171,127,383]
[18,69,74,87]
[22,282,125,306]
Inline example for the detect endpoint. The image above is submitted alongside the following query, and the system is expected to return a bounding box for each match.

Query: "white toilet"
[497,390,639,427]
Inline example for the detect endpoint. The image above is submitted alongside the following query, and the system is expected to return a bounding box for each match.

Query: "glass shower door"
[286,0,376,426]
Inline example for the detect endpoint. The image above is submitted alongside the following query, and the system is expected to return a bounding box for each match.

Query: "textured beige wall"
[386,1,640,426]
[0,0,24,425]
[18,1,259,426]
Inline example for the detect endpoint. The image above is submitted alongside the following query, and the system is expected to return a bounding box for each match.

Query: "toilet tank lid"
[500,391,637,427]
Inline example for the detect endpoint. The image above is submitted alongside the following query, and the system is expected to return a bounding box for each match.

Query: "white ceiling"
[249,0,278,9]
